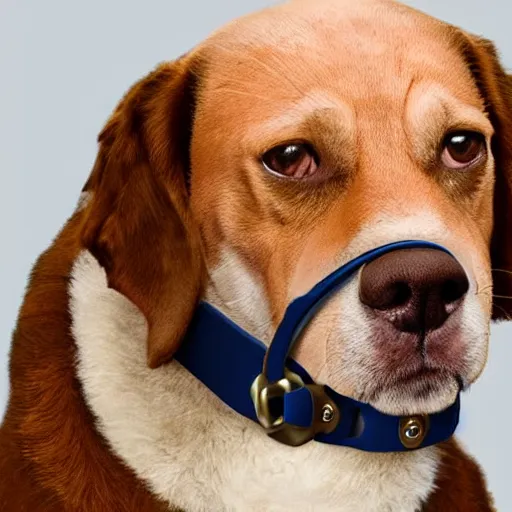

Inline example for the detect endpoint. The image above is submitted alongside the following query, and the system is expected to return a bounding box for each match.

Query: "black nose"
[359,248,469,333]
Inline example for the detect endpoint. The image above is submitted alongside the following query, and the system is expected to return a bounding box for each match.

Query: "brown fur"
[0,213,174,511]
[0,55,198,512]
[80,59,204,368]
[467,37,512,321]
[422,439,495,511]
[2,0,511,509]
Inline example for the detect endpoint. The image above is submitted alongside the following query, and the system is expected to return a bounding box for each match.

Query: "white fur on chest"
[70,251,440,512]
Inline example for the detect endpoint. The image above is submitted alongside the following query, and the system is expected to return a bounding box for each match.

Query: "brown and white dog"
[1,0,511,510]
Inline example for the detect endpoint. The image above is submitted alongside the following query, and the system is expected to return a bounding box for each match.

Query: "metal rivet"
[321,404,335,423]
[399,416,428,449]
[405,424,420,439]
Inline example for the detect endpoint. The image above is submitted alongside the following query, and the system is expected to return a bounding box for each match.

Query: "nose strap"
[264,240,452,382]
[176,240,461,452]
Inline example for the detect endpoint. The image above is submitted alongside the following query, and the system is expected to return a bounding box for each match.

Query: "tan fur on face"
[191,0,496,415]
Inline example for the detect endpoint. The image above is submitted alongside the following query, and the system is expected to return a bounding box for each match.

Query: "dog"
[1,0,511,510]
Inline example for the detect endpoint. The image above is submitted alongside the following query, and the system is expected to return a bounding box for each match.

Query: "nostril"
[363,280,412,311]
[391,282,412,308]
[441,277,469,304]
[360,277,412,310]
[378,281,412,310]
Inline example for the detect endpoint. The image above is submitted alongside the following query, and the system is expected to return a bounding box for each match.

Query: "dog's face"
[80,0,512,418]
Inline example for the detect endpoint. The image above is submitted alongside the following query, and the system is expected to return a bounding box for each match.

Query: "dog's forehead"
[209,0,442,47]
[196,0,480,126]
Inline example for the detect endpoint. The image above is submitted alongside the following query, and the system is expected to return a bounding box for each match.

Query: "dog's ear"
[79,58,204,368]
[456,33,512,320]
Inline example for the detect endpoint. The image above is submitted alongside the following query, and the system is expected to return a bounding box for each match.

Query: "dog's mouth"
[390,365,454,386]
[339,321,471,415]
[372,365,462,398]
[357,357,465,415]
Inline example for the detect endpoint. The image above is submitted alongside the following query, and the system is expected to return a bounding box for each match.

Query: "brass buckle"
[250,370,340,446]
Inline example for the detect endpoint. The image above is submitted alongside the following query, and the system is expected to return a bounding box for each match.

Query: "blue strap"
[176,240,461,452]
[264,240,452,382]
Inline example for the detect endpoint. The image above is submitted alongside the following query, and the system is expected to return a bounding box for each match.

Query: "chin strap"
[176,240,461,452]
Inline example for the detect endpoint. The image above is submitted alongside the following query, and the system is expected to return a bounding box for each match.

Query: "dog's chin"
[364,375,461,416]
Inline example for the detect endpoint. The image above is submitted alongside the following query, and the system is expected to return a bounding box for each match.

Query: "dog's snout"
[359,249,469,333]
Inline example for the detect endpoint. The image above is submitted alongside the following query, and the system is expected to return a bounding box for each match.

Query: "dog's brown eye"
[441,132,486,169]
[262,143,319,178]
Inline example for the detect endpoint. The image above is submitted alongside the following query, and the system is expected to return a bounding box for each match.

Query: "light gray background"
[1,0,510,509]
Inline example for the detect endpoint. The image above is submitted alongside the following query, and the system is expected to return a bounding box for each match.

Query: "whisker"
[493,303,512,321]
[491,268,512,277]
[476,284,493,296]
[492,294,512,300]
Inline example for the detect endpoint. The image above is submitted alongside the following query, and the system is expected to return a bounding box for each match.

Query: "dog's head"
[79,0,512,417]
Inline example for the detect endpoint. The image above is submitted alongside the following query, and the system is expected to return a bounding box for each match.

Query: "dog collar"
[176,240,460,452]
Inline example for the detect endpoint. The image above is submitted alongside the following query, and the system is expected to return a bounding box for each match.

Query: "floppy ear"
[457,33,512,320]
[79,58,204,368]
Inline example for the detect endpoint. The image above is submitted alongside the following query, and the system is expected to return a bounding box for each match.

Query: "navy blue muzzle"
[176,240,461,452]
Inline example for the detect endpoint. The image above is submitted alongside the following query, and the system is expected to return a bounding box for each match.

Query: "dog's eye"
[261,143,319,178]
[441,131,486,169]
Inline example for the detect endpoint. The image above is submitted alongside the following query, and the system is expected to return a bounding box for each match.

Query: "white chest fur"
[70,251,440,512]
